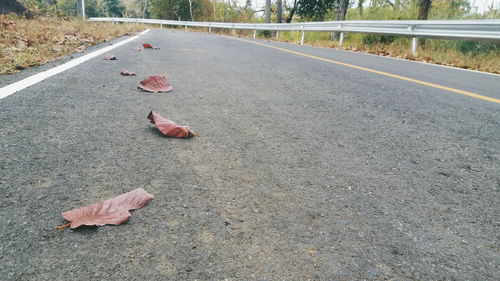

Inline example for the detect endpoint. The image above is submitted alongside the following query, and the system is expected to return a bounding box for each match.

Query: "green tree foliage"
[20,0,124,17]
[150,0,214,21]
[346,0,477,20]
[295,0,339,21]
[18,0,499,22]
[149,0,191,20]
[430,0,470,19]
[104,0,125,16]
[149,0,255,22]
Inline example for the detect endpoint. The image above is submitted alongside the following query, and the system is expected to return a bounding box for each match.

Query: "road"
[1,29,499,280]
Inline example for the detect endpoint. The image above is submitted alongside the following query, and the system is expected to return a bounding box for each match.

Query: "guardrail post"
[253,28,256,39]
[412,37,419,54]
[185,24,187,30]
[209,24,211,33]
[300,25,305,45]
[276,30,280,39]
[339,32,345,46]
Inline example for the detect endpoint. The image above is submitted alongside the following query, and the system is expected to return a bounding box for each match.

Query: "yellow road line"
[238,38,500,104]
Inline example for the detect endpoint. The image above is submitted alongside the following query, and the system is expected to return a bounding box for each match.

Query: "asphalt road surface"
[1,29,499,280]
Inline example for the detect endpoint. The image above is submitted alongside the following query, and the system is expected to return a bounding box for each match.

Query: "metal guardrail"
[89,17,500,53]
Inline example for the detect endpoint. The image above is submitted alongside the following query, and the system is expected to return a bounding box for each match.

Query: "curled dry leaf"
[143,43,160,50]
[75,45,85,53]
[60,188,154,229]
[51,45,62,52]
[2,21,17,30]
[83,37,95,44]
[133,47,143,51]
[148,111,198,138]
[121,70,136,76]
[104,54,116,60]
[138,75,172,93]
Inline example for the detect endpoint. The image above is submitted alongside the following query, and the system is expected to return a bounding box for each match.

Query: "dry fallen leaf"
[121,70,136,76]
[143,43,159,49]
[138,76,172,93]
[83,37,95,44]
[104,54,117,60]
[51,45,62,52]
[148,111,198,138]
[75,45,85,53]
[133,47,143,51]
[2,21,17,30]
[60,188,154,229]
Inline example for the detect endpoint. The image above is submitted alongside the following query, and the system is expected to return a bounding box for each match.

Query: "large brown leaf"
[138,76,172,93]
[148,111,198,138]
[61,188,154,229]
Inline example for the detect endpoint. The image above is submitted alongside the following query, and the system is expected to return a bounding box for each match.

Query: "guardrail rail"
[89,17,500,53]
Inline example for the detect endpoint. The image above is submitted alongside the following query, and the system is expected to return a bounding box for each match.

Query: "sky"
[246,0,498,14]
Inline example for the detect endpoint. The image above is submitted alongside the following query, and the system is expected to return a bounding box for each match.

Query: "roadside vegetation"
[267,32,500,74]
[0,14,145,74]
[2,0,500,74]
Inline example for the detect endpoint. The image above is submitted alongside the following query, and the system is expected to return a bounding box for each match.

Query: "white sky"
[246,0,498,14]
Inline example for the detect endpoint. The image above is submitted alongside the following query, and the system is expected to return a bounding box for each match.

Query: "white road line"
[0,29,150,100]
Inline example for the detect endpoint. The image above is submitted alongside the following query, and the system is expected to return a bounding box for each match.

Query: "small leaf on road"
[148,111,197,138]
[133,47,143,51]
[138,76,172,93]
[121,70,136,76]
[60,188,154,229]
[104,54,116,60]
[143,43,159,49]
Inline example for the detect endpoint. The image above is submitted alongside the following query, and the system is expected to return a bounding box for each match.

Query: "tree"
[143,0,148,18]
[336,0,349,20]
[0,0,33,17]
[357,0,364,16]
[104,0,125,17]
[76,0,81,16]
[277,0,282,23]
[285,0,298,22]
[187,0,194,20]
[212,0,216,20]
[431,0,471,19]
[295,0,339,21]
[265,0,271,23]
[418,0,432,20]
[150,0,212,21]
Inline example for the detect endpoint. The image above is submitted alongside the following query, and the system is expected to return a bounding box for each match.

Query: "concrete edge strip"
[0,29,150,100]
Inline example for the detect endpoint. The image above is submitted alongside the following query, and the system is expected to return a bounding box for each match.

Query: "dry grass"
[0,14,146,74]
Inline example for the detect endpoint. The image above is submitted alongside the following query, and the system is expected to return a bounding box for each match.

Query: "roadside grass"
[274,31,500,74]
[0,14,147,74]
[186,26,500,74]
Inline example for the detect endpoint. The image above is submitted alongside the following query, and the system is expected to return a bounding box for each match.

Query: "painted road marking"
[0,29,150,100]
[239,38,500,104]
